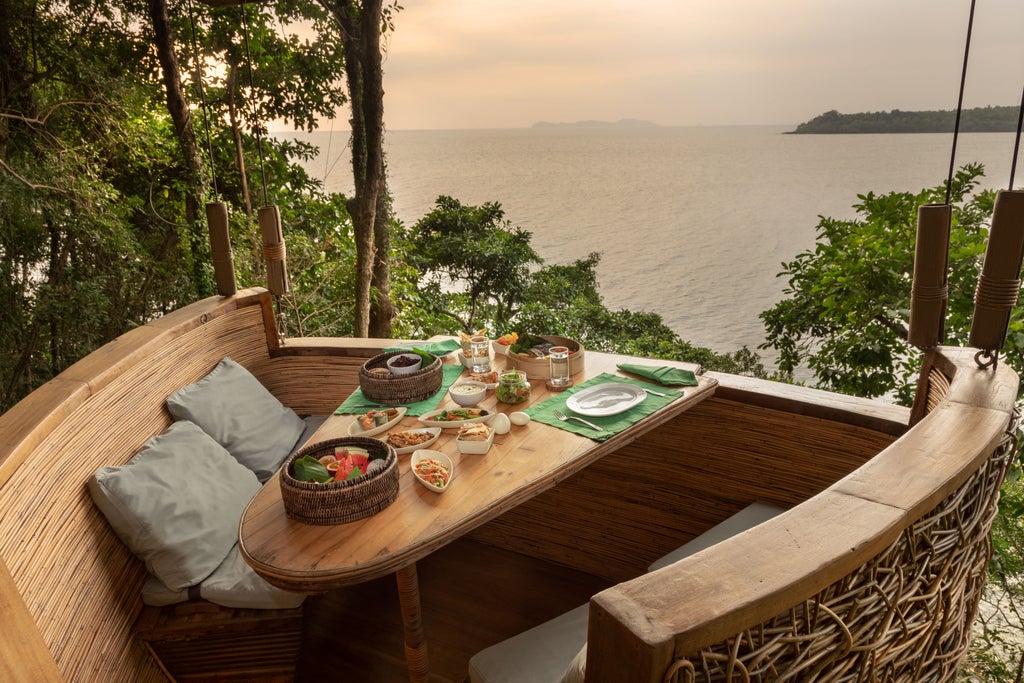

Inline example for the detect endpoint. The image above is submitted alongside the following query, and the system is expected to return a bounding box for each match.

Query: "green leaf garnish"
[411,347,437,366]
[293,456,332,483]
[344,465,363,481]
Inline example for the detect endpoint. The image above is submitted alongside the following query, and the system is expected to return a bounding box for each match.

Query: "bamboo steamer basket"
[504,335,585,380]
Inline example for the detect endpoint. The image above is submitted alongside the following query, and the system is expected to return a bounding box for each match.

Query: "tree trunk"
[322,0,390,338]
[148,0,212,299]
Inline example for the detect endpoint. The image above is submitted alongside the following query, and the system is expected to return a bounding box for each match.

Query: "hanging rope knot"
[262,242,287,261]
[973,276,1020,310]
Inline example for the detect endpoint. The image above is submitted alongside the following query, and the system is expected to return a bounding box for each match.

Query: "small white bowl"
[449,381,486,406]
[387,353,422,375]
[410,449,453,493]
[456,424,494,455]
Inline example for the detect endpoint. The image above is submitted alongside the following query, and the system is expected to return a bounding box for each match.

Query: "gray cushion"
[141,544,305,610]
[166,357,306,483]
[89,420,262,590]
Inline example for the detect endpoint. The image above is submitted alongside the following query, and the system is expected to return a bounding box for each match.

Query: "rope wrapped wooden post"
[206,201,237,296]
[908,203,951,349]
[258,205,290,296]
[969,190,1024,367]
[395,563,430,682]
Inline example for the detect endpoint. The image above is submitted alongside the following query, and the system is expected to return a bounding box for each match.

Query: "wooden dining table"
[239,348,717,682]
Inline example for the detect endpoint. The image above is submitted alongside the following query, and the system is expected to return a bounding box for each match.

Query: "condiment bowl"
[386,352,422,375]
[449,381,487,407]
[410,449,453,493]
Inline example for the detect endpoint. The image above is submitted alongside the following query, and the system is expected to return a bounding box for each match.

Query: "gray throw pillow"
[141,544,305,610]
[89,420,262,590]
[166,357,305,482]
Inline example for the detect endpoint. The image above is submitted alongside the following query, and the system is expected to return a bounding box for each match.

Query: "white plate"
[346,407,407,437]
[411,449,453,493]
[378,427,442,455]
[565,382,646,417]
[418,407,494,428]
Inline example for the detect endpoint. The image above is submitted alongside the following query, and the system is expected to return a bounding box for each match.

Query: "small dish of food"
[386,353,423,375]
[418,407,493,428]
[347,407,407,437]
[456,422,494,454]
[449,381,487,407]
[410,449,453,493]
[382,427,442,455]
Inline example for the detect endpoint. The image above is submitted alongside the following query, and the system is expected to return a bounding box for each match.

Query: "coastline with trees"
[790,105,1021,134]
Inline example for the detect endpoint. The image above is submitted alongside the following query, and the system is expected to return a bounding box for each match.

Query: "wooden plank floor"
[296,537,612,682]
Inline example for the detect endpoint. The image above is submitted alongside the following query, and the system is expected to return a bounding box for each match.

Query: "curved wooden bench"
[0,289,388,681]
[580,347,1018,681]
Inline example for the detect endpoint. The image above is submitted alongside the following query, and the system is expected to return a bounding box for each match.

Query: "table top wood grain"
[239,350,716,593]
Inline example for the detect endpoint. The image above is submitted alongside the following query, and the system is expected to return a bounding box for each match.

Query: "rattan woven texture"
[358,351,442,405]
[663,411,1019,683]
[280,436,399,525]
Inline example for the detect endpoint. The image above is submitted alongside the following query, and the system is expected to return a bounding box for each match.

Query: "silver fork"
[553,408,602,431]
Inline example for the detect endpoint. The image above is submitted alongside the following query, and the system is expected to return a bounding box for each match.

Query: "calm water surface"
[281,126,1021,369]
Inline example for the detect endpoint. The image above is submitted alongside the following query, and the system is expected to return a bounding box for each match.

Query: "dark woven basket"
[279,436,399,525]
[358,350,443,405]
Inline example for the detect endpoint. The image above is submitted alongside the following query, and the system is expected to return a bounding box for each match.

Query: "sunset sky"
[377,0,1024,130]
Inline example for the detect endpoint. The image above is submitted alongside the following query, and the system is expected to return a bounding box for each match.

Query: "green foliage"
[401,197,766,376]
[761,163,996,405]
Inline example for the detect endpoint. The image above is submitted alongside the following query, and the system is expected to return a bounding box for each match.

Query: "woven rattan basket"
[359,350,443,405]
[280,436,399,525]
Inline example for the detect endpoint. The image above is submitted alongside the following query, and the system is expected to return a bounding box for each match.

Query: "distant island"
[789,106,1020,134]
[531,118,658,129]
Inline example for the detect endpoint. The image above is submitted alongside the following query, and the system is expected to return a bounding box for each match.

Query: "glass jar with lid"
[496,369,531,404]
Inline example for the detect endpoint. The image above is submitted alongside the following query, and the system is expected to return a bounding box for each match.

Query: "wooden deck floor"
[297,537,612,682]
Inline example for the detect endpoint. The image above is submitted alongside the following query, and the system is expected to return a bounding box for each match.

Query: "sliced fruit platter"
[291,445,388,484]
[417,407,493,428]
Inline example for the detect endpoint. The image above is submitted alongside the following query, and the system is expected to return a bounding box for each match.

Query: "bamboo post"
[206,201,237,296]
[908,204,951,349]
[258,205,290,296]
[969,190,1024,352]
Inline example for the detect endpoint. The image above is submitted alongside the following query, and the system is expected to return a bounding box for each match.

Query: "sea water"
[278,125,1021,370]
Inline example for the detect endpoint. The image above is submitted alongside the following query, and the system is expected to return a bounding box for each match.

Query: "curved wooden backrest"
[585,346,1019,682]
[0,290,281,681]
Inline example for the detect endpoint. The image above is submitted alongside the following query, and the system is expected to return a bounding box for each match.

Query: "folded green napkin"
[524,373,681,442]
[383,339,462,356]
[335,364,464,416]
[616,363,698,386]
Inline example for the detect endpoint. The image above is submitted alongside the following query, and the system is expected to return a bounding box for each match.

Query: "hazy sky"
[377,0,1024,130]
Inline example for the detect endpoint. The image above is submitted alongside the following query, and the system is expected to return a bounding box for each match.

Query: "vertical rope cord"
[186,0,218,198]
[946,0,976,206]
[239,2,269,207]
[1010,77,1024,190]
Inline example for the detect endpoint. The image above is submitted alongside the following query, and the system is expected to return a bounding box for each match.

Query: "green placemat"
[335,364,464,416]
[524,372,681,441]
